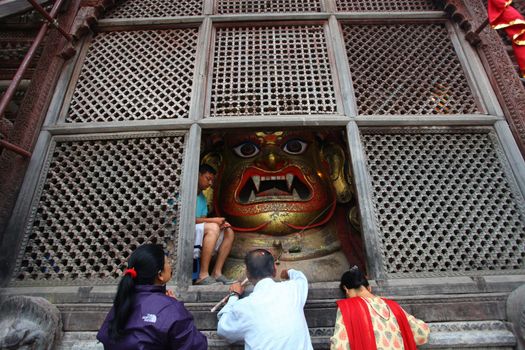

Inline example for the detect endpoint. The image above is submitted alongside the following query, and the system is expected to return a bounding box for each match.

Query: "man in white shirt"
[217,249,313,350]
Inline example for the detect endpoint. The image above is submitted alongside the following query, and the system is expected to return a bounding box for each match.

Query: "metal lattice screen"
[343,23,480,115]
[362,128,525,275]
[13,133,185,284]
[336,0,438,11]
[66,29,198,123]
[104,0,203,18]
[210,25,338,117]
[216,0,321,14]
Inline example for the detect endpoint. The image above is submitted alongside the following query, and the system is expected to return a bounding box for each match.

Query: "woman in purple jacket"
[97,244,207,349]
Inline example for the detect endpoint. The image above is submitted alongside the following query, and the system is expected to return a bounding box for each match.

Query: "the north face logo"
[142,314,157,323]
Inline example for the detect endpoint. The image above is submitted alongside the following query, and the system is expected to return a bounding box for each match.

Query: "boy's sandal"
[215,275,236,285]
[195,276,219,285]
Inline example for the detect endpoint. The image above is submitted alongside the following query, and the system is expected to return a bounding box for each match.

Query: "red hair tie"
[124,267,137,279]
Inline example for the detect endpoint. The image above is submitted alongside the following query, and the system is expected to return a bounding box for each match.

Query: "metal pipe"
[473,18,489,35]
[465,18,490,46]
[0,0,68,119]
[0,139,32,158]
[27,0,73,42]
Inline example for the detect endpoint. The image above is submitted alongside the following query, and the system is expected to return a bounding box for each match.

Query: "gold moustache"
[225,202,335,235]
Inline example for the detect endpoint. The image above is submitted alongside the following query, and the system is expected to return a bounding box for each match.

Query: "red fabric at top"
[488,0,525,76]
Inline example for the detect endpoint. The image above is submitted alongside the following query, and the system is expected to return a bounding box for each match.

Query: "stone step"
[57,292,509,332]
[56,321,515,350]
[3,282,523,349]
[425,321,515,349]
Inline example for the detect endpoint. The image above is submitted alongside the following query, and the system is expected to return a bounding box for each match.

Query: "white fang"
[252,175,261,192]
[286,174,294,190]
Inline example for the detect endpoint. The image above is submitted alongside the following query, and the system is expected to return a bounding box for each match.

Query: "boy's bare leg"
[198,223,220,281]
[212,227,234,278]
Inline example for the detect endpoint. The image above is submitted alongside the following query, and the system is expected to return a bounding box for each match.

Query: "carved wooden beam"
[70,0,124,40]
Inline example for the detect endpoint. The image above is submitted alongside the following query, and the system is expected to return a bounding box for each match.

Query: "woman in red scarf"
[330,267,430,350]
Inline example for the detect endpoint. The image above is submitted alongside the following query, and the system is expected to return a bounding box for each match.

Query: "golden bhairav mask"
[212,131,344,234]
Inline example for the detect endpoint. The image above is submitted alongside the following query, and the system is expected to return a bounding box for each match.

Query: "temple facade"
[1,0,525,348]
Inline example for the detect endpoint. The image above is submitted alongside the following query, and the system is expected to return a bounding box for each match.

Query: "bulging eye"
[282,139,308,155]
[233,142,260,158]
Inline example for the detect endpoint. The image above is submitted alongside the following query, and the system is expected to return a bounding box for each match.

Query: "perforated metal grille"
[104,0,202,18]
[362,129,525,275]
[216,0,321,14]
[343,23,480,115]
[210,25,338,117]
[66,29,198,123]
[13,133,185,284]
[336,0,438,11]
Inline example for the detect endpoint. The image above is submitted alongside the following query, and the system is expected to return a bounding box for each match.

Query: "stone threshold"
[54,292,510,331]
[56,321,515,350]
[3,274,525,303]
